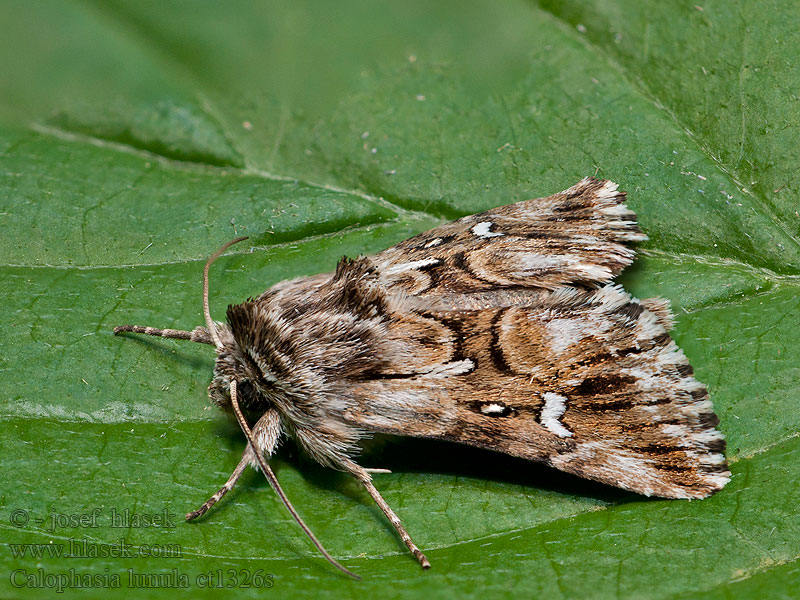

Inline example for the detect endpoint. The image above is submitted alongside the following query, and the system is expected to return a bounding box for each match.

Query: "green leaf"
[1,1,798,598]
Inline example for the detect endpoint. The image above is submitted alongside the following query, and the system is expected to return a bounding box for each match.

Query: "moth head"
[199,237,265,412]
[206,323,257,410]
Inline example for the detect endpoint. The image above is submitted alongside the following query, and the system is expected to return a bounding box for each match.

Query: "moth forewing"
[113,177,729,577]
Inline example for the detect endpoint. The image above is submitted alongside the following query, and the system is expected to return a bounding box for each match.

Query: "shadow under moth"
[113,177,729,579]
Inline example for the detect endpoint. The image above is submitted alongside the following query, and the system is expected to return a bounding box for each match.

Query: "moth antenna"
[203,236,249,349]
[228,379,360,580]
[112,325,214,345]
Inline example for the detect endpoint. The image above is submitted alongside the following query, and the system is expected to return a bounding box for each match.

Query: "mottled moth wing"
[373,178,646,301]
[338,178,730,499]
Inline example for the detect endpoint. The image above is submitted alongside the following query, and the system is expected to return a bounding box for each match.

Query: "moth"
[114,178,729,578]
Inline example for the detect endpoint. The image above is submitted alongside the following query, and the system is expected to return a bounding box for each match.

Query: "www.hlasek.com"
[9,538,181,559]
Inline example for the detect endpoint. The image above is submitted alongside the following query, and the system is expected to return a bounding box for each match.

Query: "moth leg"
[346,462,430,569]
[364,468,392,474]
[185,453,249,521]
[186,409,282,521]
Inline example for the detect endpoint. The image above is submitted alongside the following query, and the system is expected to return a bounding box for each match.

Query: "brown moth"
[113,177,729,578]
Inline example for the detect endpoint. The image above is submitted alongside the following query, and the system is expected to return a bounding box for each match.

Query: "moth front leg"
[343,460,430,569]
[186,408,282,521]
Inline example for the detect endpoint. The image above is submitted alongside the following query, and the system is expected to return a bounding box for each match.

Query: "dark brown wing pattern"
[340,284,728,499]
[373,177,647,301]
[337,178,729,499]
